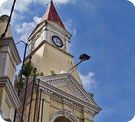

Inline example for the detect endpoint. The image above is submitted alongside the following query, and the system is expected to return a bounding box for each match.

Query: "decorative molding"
[24,41,74,62]
[45,77,88,101]
[38,73,100,109]
[3,53,9,75]
[41,86,95,115]
[45,20,71,38]
[21,73,101,116]
[50,110,78,122]
[0,37,21,65]
[39,78,101,116]
[28,20,71,42]
[0,76,21,108]
[28,21,46,41]
[5,96,12,109]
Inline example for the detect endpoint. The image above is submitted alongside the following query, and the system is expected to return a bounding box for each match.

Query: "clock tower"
[27,1,81,84]
[21,1,101,122]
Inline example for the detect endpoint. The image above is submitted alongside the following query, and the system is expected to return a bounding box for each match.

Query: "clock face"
[52,36,63,48]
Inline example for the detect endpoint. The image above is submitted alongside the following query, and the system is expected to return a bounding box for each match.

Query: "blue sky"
[0,0,135,122]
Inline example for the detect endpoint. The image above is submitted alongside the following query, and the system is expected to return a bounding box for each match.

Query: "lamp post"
[13,40,28,122]
[68,54,90,73]
[16,41,28,95]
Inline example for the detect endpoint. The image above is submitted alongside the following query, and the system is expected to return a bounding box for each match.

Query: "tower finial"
[50,0,53,3]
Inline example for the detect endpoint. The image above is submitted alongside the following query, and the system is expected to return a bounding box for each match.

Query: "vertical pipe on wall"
[33,79,40,122]
[38,89,42,122]
[41,99,44,122]
[28,68,37,122]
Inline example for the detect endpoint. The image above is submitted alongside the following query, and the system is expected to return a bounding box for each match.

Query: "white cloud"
[64,19,76,36]
[0,0,8,7]
[33,16,41,24]
[64,19,77,53]
[0,0,75,16]
[80,72,97,91]
[15,16,42,42]
[0,0,12,16]
[54,0,76,4]
[11,13,25,24]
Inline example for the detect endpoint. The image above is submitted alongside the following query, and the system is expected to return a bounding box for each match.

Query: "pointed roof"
[41,1,65,29]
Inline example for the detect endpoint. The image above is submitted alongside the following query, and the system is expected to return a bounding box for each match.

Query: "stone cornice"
[24,40,73,62]
[68,74,100,108]
[28,20,71,41]
[28,21,46,41]
[38,73,101,109]
[39,79,101,116]
[19,74,101,115]
[46,21,72,37]
[50,110,78,122]
[0,37,21,65]
[0,76,21,108]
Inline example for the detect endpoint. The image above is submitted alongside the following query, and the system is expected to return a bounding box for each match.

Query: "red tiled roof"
[41,1,65,29]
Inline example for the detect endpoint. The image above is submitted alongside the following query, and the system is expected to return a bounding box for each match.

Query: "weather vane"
[46,0,53,6]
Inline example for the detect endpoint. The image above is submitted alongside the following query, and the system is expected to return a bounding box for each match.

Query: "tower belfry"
[27,1,81,84]
[23,2,101,122]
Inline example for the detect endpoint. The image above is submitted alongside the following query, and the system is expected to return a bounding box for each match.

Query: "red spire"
[41,1,65,29]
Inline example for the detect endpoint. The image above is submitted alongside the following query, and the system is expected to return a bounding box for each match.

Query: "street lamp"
[68,54,90,73]
[79,54,90,61]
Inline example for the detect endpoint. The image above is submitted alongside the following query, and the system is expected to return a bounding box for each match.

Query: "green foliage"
[15,81,24,89]
[50,70,56,76]
[18,61,44,77]
[37,72,44,76]
[18,61,33,77]
[16,62,44,90]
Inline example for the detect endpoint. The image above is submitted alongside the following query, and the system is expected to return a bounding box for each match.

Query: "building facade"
[0,15,21,122]
[21,1,101,122]
[0,1,101,122]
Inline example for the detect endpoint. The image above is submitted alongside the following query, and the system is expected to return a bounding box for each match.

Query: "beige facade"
[0,2,101,121]
[0,77,21,122]
[0,15,13,37]
[21,2,101,122]
[0,15,21,84]
[28,21,71,53]
[21,74,101,122]
[26,41,81,84]
[0,15,21,122]
[0,37,21,84]
[26,14,82,84]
